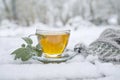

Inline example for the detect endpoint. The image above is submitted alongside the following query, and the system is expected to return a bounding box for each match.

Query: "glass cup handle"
[28,34,36,37]
[28,34,39,45]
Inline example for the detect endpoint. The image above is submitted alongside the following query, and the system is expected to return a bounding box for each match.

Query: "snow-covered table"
[0,27,120,80]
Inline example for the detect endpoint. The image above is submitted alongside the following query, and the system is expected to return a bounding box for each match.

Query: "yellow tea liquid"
[38,32,70,57]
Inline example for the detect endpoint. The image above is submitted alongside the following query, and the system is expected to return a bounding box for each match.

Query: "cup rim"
[36,29,71,34]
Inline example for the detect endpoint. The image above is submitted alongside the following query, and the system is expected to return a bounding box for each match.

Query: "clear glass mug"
[31,29,70,58]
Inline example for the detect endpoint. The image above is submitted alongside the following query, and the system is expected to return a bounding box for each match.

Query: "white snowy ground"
[0,21,120,80]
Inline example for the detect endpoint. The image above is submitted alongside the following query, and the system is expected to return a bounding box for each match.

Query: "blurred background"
[0,0,119,27]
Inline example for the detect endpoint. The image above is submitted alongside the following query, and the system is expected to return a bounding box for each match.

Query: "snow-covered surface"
[0,22,120,80]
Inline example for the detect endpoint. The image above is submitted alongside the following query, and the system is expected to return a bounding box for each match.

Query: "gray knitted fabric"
[74,28,120,63]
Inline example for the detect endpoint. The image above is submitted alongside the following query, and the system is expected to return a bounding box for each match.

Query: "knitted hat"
[74,28,120,63]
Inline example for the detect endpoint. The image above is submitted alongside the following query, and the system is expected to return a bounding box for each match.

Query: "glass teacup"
[36,29,70,58]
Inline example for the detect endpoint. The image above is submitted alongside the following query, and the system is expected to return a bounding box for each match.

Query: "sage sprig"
[11,37,42,61]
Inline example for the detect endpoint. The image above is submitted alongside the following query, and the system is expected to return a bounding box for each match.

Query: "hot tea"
[37,30,70,58]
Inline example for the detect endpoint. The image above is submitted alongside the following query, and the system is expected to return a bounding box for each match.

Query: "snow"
[108,15,118,25]
[0,21,120,80]
[0,62,102,80]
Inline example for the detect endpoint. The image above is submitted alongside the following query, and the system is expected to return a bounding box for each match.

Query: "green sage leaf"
[11,48,32,61]
[11,37,43,61]
[21,44,26,47]
[36,44,41,50]
[22,37,33,45]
